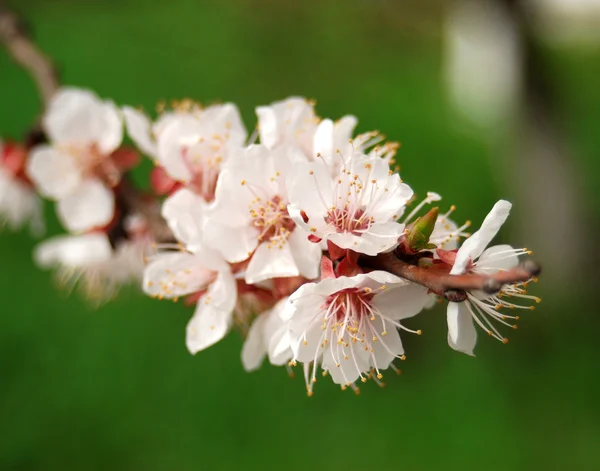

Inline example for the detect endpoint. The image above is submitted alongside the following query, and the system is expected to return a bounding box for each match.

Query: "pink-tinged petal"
[451,200,512,275]
[241,314,268,372]
[56,179,114,232]
[150,166,178,195]
[372,282,430,320]
[143,252,215,298]
[287,228,322,280]
[34,233,112,268]
[245,242,298,284]
[477,244,519,272]
[122,106,157,157]
[186,270,236,354]
[27,145,82,199]
[447,302,477,356]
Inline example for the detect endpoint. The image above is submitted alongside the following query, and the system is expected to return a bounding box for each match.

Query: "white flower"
[256,97,318,156]
[34,232,146,303]
[0,141,44,234]
[204,145,322,284]
[288,152,413,256]
[446,200,538,355]
[288,271,429,391]
[124,102,247,202]
[143,186,237,354]
[27,88,125,233]
[241,297,294,372]
[143,249,237,354]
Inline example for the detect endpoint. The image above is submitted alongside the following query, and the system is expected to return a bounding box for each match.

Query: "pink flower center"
[181,137,225,202]
[325,207,372,235]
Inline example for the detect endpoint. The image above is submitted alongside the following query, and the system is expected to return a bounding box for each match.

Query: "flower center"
[62,144,122,187]
[325,207,372,234]
[181,137,224,202]
[249,194,296,247]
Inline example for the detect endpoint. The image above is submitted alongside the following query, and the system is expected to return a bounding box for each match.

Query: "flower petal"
[186,270,237,354]
[162,188,206,250]
[241,314,268,372]
[447,301,477,356]
[245,242,298,284]
[122,106,157,157]
[451,200,512,274]
[156,114,201,181]
[288,228,322,280]
[44,88,122,153]
[143,252,215,298]
[56,179,114,232]
[27,145,82,199]
[476,244,519,272]
[372,282,430,320]
[34,233,112,268]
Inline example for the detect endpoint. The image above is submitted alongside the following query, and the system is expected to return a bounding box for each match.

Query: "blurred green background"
[1,1,599,470]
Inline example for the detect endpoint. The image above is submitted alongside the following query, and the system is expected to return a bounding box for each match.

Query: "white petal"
[56,179,114,232]
[203,220,259,263]
[334,116,358,144]
[372,282,430,320]
[162,188,206,249]
[354,221,405,255]
[451,200,512,274]
[447,302,477,356]
[287,161,333,216]
[122,106,157,157]
[143,252,215,298]
[202,103,247,145]
[477,244,519,272]
[44,88,122,153]
[27,145,82,199]
[245,242,298,284]
[34,233,112,268]
[241,315,268,372]
[313,119,334,159]
[156,114,201,181]
[288,228,322,280]
[186,270,237,354]
[96,101,124,154]
[370,317,404,370]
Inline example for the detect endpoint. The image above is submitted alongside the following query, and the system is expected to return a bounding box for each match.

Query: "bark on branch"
[363,252,540,302]
[0,5,58,106]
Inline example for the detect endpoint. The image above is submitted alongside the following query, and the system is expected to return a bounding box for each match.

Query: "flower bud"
[405,207,438,253]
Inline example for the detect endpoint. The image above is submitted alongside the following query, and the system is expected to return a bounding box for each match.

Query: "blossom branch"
[116,176,173,244]
[363,252,541,302]
[0,4,58,106]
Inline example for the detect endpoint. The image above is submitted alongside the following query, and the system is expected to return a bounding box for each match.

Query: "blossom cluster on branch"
[0,87,541,395]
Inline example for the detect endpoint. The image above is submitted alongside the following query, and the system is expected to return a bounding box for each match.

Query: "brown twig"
[363,252,540,302]
[0,5,58,106]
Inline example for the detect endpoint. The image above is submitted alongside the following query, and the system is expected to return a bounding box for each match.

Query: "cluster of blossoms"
[1,87,541,395]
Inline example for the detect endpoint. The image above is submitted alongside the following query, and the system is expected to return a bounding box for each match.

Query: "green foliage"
[1,1,599,470]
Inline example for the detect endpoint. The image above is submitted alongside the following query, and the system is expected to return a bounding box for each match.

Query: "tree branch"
[363,252,540,302]
[0,5,58,106]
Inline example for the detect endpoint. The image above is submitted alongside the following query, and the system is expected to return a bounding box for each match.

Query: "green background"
[1,1,598,470]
